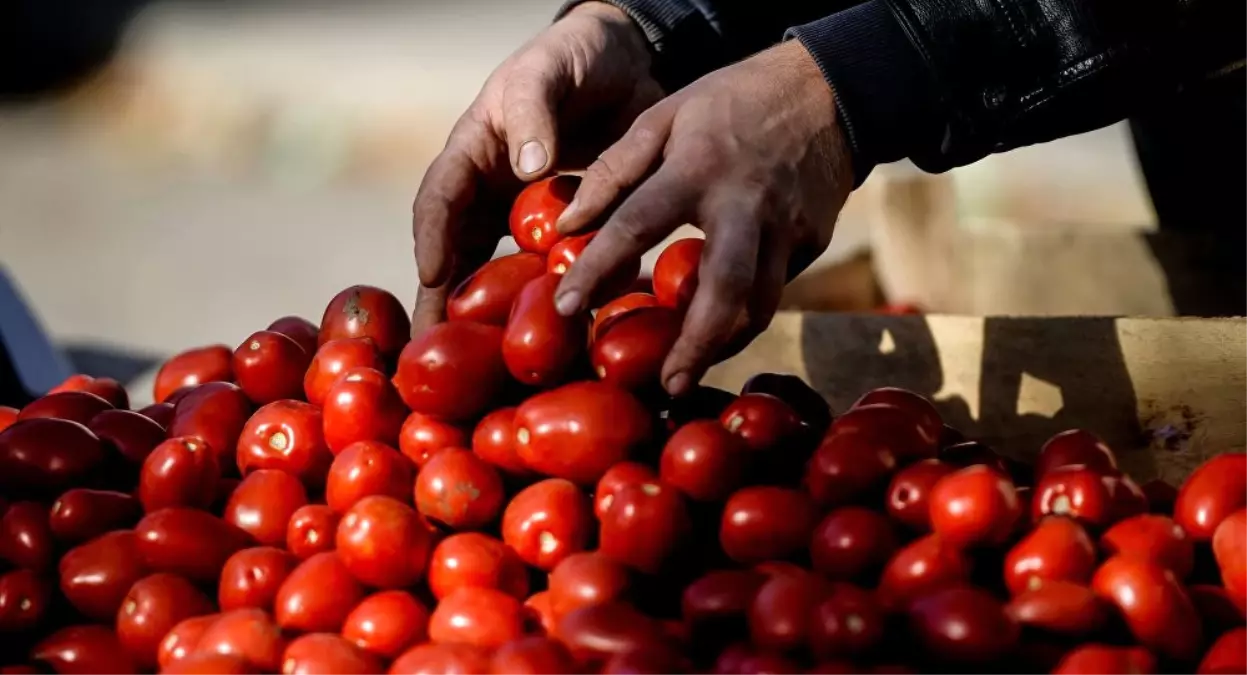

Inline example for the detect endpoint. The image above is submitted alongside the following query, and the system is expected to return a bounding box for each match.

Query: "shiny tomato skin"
[1032,465,1116,528]
[929,465,1022,547]
[1050,645,1156,675]
[322,367,407,453]
[548,551,630,620]
[49,374,129,409]
[19,391,113,426]
[1198,627,1247,674]
[303,338,385,407]
[748,572,829,652]
[154,345,233,403]
[514,381,652,485]
[448,252,548,326]
[428,532,529,601]
[415,448,505,529]
[162,652,252,674]
[194,608,286,673]
[32,625,138,675]
[223,470,308,547]
[275,552,366,632]
[388,643,492,675]
[712,643,800,675]
[1004,580,1107,636]
[429,586,526,649]
[1175,452,1247,541]
[809,583,885,659]
[400,412,468,468]
[1034,429,1118,478]
[286,505,340,560]
[1004,516,1097,595]
[135,508,252,583]
[1092,555,1203,661]
[502,478,592,571]
[0,418,106,497]
[342,590,430,659]
[524,591,558,636]
[652,238,703,309]
[681,569,767,626]
[852,387,942,447]
[877,534,972,611]
[0,568,52,631]
[393,321,508,422]
[219,546,298,612]
[237,399,333,488]
[804,426,898,509]
[502,273,589,386]
[89,409,166,468]
[599,479,691,573]
[828,403,938,463]
[592,293,662,342]
[810,507,899,581]
[0,501,54,570]
[590,307,681,391]
[659,419,749,502]
[1101,513,1194,579]
[556,602,671,666]
[719,487,818,565]
[471,407,528,476]
[170,382,252,470]
[158,613,219,670]
[281,633,381,675]
[490,637,577,675]
[268,315,320,354]
[885,459,956,532]
[0,406,15,433]
[138,436,219,513]
[50,489,140,545]
[1212,508,1246,611]
[909,586,1019,664]
[594,462,656,519]
[116,573,214,669]
[318,285,410,360]
[718,393,802,453]
[58,530,147,620]
[739,372,832,436]
[336,495,436,588]
[548,232,640,305]
[509,175,577,254]
[326,440,413,513]
[232,331,310,405]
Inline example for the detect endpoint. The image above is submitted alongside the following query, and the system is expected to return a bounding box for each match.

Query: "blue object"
[0,265,73,403]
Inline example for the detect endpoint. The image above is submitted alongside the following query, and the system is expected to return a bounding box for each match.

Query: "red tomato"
[337,496,435,588]
[154,344,232,403]
[719,486,818,565]
[1213,508,1246,611]
[502,478,592,571]
[116,573,214,669]
[19,391,114,426]
[681,569,767,627]
[224,470,308,547]
[502,273,589,386]
[490,637,576,675]
[89,409,166,468]
[718,393,801,453]
[318,285,410,360]
[591,293,662,342]
[1003,516,1096,595]
[594,462,656,519]
[219,546,297,611]
[548,551,629,620]
[1050,644,1155,674]
[1175,452,1247,541]
[827,403,938,463]
[0,568,51,631]
[428,587,526,649]
[32,625,138,675]
[509,175,577,254]
[652,238,703,308]
[712,643,801,674]
[49,489,141,545]
[134,401,174,429]
[908,586,1018,664]
[267,315,319,354]
[524,591,557,636]
[237,400,333,488]
[548,231,641,303]
[281,633,381,675]
[415,448,505,529]
[740,372,833,437]
[810,507,899,581]
[1005,580,1107,636]
[659,419,749,502]
[158,614,220,670]
[428,532,529,601]
[303,338,385,407]
[169,382,252,470]
[748,572,829,652]
[556,602,670,666]
[928,465,1022,547]
[0,406,15,434]
[803,430,898,509]
[342,590,430,659]
[58,530,147,620]
[1031,465,1117,528]
[471,407,528,476]
[399,412,468,468]
[0,418,106,497]
[286,505,339,560]
[393,322,508,422]
[135,508,252,583]
[1092,555,1203,661]
[599,479,691,573]
[162,652,252,674]
[1199,627,1246,674]
[1034,429,1118,478]
[389,643,492,675]
[0,501,54,570]
[515,381,653,485]
[275,552,366,632]
[590,306,682,391]
[231,331,310,405]
[877,535,971,611]
[1101,513,1194,579]
[138,436,220,512]
[448,252,548,326]
[49,374,129,409]
[809,583,885,659]
[322,367,406,453]
[326,440,413,513]
[852,387,942,445]
[194,608,286,673]
[885,459,956,531]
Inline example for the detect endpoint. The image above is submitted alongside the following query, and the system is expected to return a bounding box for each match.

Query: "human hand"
[411,2,663,334]
[553,39,854,396]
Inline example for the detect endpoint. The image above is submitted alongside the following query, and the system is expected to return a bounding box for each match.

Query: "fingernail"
[555,199,580,233]
[518,140,548,176]
[554,290,582,316]
[666,372,691,396]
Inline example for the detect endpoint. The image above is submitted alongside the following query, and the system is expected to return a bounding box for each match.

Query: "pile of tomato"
[0,176,1243,675]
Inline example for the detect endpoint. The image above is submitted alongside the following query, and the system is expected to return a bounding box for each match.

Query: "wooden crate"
[704,313,1247,485]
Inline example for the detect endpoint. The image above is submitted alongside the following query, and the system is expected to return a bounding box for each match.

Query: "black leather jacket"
[560,0,1244,184]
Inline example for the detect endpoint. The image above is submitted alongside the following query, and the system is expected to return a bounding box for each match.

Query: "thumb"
[501,67,563,180]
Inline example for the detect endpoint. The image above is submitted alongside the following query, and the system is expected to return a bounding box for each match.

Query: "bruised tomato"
[514,382,652,485]
[154,345,232,403]
[393,322,508,422]
[502,273,589,387]
[509,175,577,254]
[448,252,548,326]
[415,449,505,530]
[304,338,385,408]
[652,238,703,309]
[318,285,410,360]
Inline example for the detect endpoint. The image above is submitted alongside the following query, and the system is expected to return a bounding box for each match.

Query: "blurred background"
[0,0,1236,403]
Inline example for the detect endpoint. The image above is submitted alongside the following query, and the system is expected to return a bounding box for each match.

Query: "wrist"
[567,2,653,65]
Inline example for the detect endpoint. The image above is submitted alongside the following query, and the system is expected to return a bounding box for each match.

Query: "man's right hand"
[411,2,663,335]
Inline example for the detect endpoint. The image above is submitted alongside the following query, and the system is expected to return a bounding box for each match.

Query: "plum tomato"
[49,374,129,409]
[740,373,833,438]
[237,400,333,489]
[415,448,505,530]
[281,632,381,675]
[169,382,252,470]
[712,643,801,675]
[1004,516,1097,595]
[490,637,577,675]
[1105,472,1148,522]
[810,507,899,582]
[154,344,232,403]
[809,583,885,659]
[232,331,311,405]
[400,412,468,469]
[852,387,942,447]
[389,643,492,675]
[548,551,629,620]
[748,571,829,653]
[908,586,1019,664]
[525,591,558,637]
[659,419,749,502]
[595,461,657,520]
[828,403,939,463]
[1198,627,1246,675]
[429,587,526,649]
[224,470,308,547]
[556,602,671,666]
[336,496,436,589]
[1004,580,1107,636]
[286,505,340,560]
[502,273,589,386]
[1091,555,1203,661]
[275,552,366,633]
[514,381,653,485]
[590,306,681,391]
[49,488,141,545]
[1034,429,1118,478]
[509,175,577,254]
[195,608,286,673]
[135,508,252,583]
[326,440,413,513]
[447,252,548,326]
[804,430,898,509]
[719,486,818,565]
[599,479,691,574]
[886,459,956,532]
[59,530,148,620]
[1032,465,1117,529]
[0,417,106,497]
[591,293,662,343]
[427,532,529,601]
[158,614,219,670]
[1212,508,1246,611]
[135,402,175,430]
[322,367,406,454]
[652,238,703,309]
[502,478,593,571]
[32,625,138,675]
[87,408,165,466]
[116,573,214,669]
[548,231,640,304]
[1100,513,1194,579]
[928,465,1022,548]
[268,315,320,354]
[0,501,54,570]
[0,568,52,632]
[877,534,972,611]
[19,391,113,426]
[681,569,767,628]
[471,407,528,476]
[393,321,508,422]
[318,285,410,360]
[0,406,15,433]
[342,590,430,659]
[719,393,801,453]
[304,338,385,408]
[219,546,298,612]
[138,436,220,513]
[1174,452,1247,541]
[1050,645,1155,675]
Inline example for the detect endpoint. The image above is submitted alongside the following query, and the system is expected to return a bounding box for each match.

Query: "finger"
[410,236,498,338]
[554,165,694,315]
[501,66,564,180]
[556,105,674,234]
[661,201,762,395]
[413,143,482,288]
[718,232,791,362]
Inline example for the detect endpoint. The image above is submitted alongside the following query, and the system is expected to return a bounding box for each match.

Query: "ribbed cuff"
[787,1,940,185]
[556,0,728,91]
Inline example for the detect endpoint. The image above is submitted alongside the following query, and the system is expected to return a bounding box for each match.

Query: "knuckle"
[584,156,619,190]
